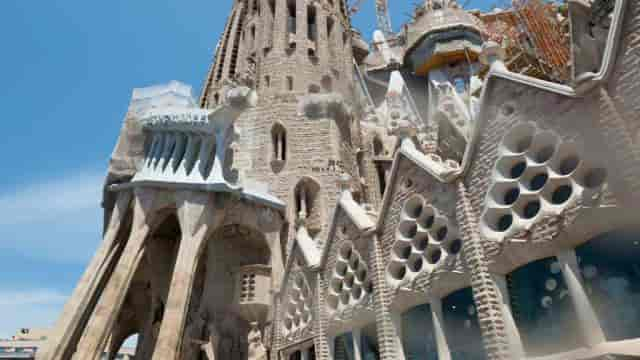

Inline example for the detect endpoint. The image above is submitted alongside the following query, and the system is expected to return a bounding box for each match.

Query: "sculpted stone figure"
[247,322,267,360]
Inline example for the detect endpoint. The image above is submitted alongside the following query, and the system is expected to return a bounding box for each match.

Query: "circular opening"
[394,243,412,259]
[436,227,448,241]
[404,196,423,219]
[409,256,423,272]
[534,145,555,163]
[522,200,541,219]
[552,185,573,204]
[419,215,435,229]
[529,173,549,191]
[350,256,360,269]
[340,292,350,305]
[449,239,463,254]
[344,273,355,288]
[559,156,580,175]
[356,268,367,282]
[413,236,428,251]
[504,188,520,205]
[510,162,527,179]
[331,278,342,293]
[336,261,348,276]
[388,262,407,280]
[339,244,352,260]
[352,285,362,300]
[428,249,442,264]
[583,168,607,188]
[399,222,418,238]
[496,214,513,232]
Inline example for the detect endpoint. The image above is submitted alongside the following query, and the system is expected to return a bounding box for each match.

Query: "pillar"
[37,191,132,360]
[352,328,363,360]
[72,188,160,360]
[369,234,403,360]
[430,298,452,360]
[556,250,606,346]
[491,274,525,358]
[455,181,510,359]
[151,191,223,360]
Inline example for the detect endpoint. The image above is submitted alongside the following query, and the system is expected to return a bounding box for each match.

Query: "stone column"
[352,328,363,360]
[151,191,223,360]
[368,234,403,360]
[491,274,525,358]
[455,181,510,360]
[430,298,452,360]
[72,188,160,360]
[37,191,132,360]
[556,250,606,346]
[313,274,332,360]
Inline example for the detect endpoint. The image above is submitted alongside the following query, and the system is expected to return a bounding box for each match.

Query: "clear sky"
[0,0,494,339]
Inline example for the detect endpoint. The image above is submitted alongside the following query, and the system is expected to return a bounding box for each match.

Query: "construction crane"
[349,0,394,37]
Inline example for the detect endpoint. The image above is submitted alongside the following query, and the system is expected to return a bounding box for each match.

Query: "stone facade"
[38,0,640,359]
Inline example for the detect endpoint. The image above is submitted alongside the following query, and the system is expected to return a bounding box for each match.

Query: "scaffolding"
[480,0,571,82]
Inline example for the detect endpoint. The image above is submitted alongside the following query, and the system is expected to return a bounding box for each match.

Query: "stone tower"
[199,0,365,249]
[38,1,370,360]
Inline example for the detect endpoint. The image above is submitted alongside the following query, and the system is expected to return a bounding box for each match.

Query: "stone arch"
[293,177,323,236]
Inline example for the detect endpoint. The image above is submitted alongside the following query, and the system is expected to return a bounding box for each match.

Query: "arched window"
[507,257,581,356]
[402,304,438,358]
[443,287,485,359]
[294,178,321,235]
[575,231,640,341]
[271,123,287,162]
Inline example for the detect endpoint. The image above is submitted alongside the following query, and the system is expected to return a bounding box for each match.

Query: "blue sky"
[0,0,493,340]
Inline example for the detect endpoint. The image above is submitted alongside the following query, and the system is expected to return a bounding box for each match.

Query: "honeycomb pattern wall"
[481,122,608,242]
[327,241,373,312]
[386,194,463,288]
[283,273,313,339]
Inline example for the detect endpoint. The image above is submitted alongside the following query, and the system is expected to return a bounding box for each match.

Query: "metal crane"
[349,0,394,37]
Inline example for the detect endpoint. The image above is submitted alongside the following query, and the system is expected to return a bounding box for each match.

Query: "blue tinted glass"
[402,303,438,359]
[361,323,380,360]
[443,287,486,360]
[508,257,581,355]
[576,231,640,341]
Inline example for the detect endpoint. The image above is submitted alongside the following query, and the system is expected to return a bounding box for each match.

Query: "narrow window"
[271,123,286,162]
[287,76,294,91]
[307,6,317,41]
[264,75,271,88]
[287,0,296,34]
